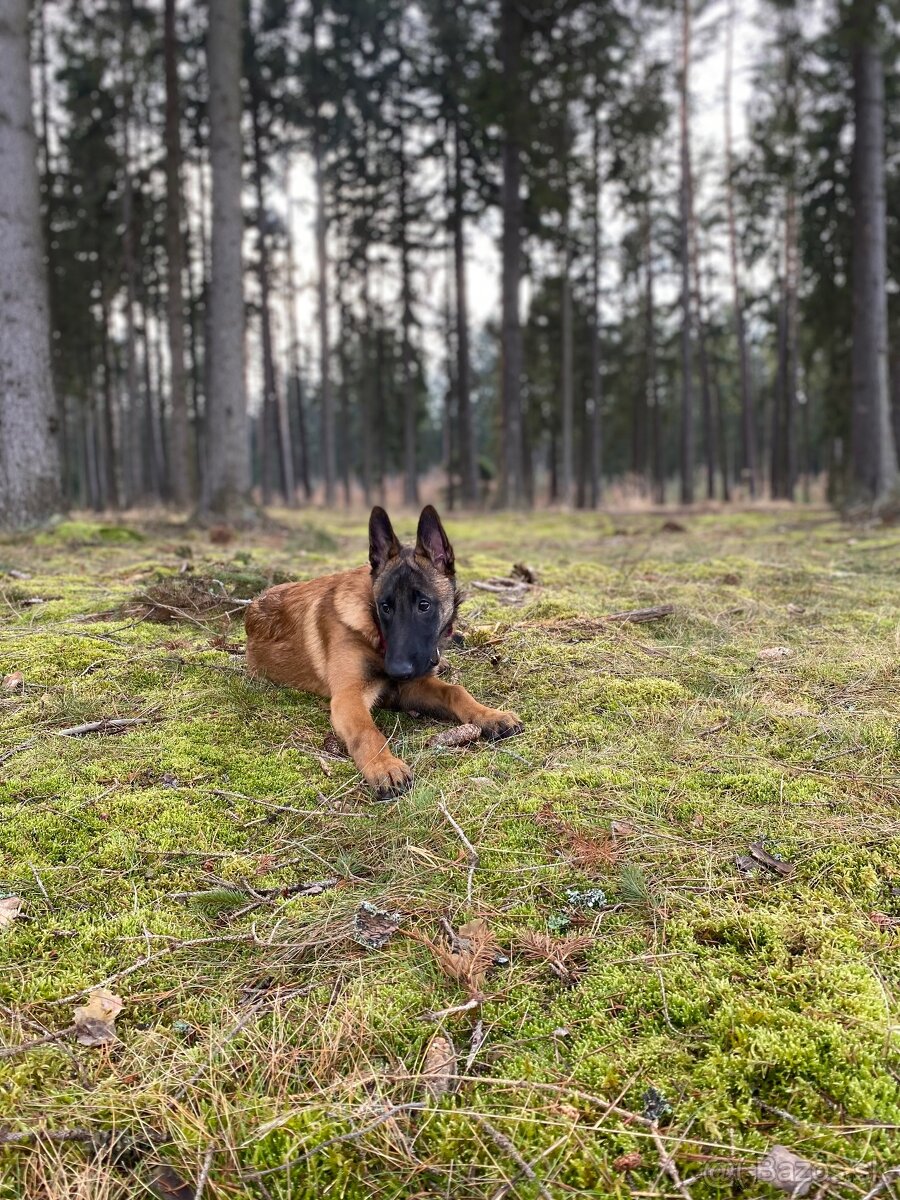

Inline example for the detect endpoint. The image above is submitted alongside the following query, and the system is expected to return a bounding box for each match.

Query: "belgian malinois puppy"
[244,506,522,797]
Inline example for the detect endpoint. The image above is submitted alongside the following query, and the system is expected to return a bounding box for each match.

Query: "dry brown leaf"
[73,988,124,1047]
[748,842,795,878]
[753,1145,819,1197]
[758,646,792,661]
[869,911,900,930]
[421,1032,457,1099]
[428,723,480,749]
[611,819,635,839]
[2,671,25,693]
[0,896,23,930]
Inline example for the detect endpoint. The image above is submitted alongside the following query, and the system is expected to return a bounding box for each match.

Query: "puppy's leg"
[392,676,522,740]
[330,684,412,798]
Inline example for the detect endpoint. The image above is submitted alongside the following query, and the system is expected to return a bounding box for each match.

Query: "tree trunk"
[771,189,798,500]
[0,0,63,527]
[205,0,250,518]
[248,61,294,507]
[397,121,418,507]
[725,0,757,497]
[284,177,312,500]
[498,0,525,508]
[360,250,374,506]
[453,114,478,507]
[678,0,695,505]
[689,219,719,500]
[850,2,898,503]
[164,0,191,507]
[644,194,663,505]
[313,120,335,507]
[589,107,603,508]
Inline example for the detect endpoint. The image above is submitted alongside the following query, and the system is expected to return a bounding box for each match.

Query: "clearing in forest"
[0,508,898,1199]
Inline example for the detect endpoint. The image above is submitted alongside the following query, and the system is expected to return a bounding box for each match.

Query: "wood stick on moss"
[56,717,151,737]
[438,802,479,906]
[603,604,675,623]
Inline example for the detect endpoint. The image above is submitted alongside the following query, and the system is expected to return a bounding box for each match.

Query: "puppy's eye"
[418,599,431,613]
[380,601,392,616]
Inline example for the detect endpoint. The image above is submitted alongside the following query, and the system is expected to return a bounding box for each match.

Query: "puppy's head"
[369,505,458,681]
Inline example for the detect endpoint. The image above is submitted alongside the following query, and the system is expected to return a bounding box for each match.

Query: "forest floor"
[0,507,898,1200]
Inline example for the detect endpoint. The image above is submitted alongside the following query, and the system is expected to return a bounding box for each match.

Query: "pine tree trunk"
[164,0,192,507]
[249,65,294,507]
[283,178,312,501]
[499,0,525,508]
[589,108,603,507]
[205,0,250,518]
[725,0,757,497]
[397,123,418,507]
[313,122,335,507]
[850,2,898,503]
[360,252,374,506]
[771,190,798,500]
[678,0,695,506]
[0,0,63,527]
[689,220,719,500]
[453,115,478,507]
[644,194,663,505]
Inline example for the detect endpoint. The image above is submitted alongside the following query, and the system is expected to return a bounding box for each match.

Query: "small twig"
[650,1123,693,1200]
[470,1113,554,1200]
[30,865,51,906]
[41,932,253,1007]
[603,604,675,624]
[491,1134,570,1200]
[0,738,36,765]
[0,1126,96,1147]
[0,1025,75,1059]
[422,996,483,1022]
[194,1142,217,1200]
[56,717,152,738]
[438,802,479,906]
[464,1020,486,1073]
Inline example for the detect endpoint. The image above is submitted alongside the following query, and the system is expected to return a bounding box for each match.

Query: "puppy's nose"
[387,660,415,681]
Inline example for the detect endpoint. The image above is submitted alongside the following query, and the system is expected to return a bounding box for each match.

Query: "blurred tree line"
[0,0,898,525]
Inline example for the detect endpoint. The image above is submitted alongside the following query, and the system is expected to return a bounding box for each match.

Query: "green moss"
[1,507,898,1196]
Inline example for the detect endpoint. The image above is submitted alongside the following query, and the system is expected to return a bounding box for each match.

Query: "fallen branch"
[438,803,479,906]
[0,1026,75,1059]
[56,717,152,738]
[603,604,675,624]
[0,1126,97,1147]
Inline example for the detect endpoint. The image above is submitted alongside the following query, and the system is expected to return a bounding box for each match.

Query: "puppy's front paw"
[476,708,523,741]
[365,754,413,800]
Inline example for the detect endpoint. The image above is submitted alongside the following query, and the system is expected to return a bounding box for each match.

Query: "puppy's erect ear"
[369,506,400,574]
[415,505,455,575]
